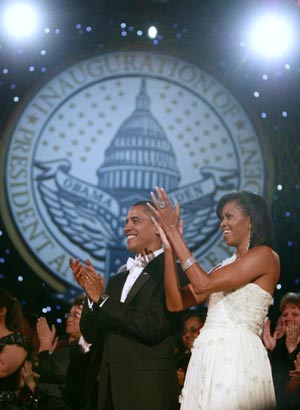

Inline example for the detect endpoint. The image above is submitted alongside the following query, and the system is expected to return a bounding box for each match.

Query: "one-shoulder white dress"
[180,256,276,410]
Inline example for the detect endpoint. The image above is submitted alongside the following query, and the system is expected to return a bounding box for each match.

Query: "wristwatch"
[98,293,110,307]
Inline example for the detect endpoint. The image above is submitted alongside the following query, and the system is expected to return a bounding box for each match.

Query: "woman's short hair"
[216,190,276,249]
[280,292,300,313]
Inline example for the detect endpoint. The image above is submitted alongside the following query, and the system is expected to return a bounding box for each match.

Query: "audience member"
[64,308,101,410]
[70,200,181,410]
[36,294,99,410]
[286,352,300,408]
[0,288,28,408]
[263,292,300,408]
[175,311,206,390]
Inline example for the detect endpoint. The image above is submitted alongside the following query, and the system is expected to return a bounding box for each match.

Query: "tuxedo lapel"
[124,254,164,304]
[124,271,151,304]
[108,271,129,300]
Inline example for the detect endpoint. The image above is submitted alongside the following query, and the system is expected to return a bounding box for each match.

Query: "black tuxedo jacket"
[80,253,179,410]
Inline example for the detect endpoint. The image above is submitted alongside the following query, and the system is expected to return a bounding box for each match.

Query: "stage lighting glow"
[250,15,293,57]
[148,26,158,39]
[2,2,40,38]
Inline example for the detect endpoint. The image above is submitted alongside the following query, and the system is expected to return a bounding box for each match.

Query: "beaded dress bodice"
[203,283,273,337]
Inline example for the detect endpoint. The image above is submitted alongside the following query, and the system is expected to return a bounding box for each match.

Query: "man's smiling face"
[123,204,161,255]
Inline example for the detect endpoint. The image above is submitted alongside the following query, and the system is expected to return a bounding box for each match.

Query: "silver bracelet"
[181,256,196,272]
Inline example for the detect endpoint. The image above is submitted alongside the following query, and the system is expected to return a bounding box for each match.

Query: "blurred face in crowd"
[281,303,300,333]
[66,304,82,341]
[182,316,204,351]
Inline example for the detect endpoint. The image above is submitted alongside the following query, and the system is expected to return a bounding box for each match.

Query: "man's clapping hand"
[69,258,105,303]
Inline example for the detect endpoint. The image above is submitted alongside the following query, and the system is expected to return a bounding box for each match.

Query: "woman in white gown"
[149,189,280,410]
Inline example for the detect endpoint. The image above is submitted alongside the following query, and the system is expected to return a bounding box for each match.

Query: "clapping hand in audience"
[289,352,300,382]
[263,318,279,351]
[285,321,300,353]
[36,316,58,352]
[19,360,40,393]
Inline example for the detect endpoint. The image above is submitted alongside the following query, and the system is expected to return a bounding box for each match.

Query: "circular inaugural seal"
[0,50,272,291]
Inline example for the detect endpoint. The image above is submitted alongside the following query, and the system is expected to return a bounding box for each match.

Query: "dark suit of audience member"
[70,201,180,410]
[269,337,300,409]
[64,339,101,410]
[36,295,100,410]
[37,343,71,410]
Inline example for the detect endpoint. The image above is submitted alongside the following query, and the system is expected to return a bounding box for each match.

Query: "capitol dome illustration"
[97,77,181,203]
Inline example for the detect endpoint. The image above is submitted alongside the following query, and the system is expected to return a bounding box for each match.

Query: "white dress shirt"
[120,248,163,302]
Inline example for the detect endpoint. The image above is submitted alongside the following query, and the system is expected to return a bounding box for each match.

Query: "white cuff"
[78,335,92,353]
[87,297,93,310]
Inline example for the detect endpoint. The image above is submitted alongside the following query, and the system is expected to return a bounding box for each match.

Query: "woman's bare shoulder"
[251,246,280,280]
[252,245,279,259]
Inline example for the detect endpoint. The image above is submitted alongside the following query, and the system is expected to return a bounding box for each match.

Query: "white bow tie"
[126,253,155,271]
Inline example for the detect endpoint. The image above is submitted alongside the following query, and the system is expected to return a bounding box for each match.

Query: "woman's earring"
[247,226,251,250]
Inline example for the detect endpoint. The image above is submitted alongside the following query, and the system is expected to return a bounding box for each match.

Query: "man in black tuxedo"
[70,201,179,410]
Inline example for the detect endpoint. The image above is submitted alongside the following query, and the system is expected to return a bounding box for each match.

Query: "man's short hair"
[131,200,155,217]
